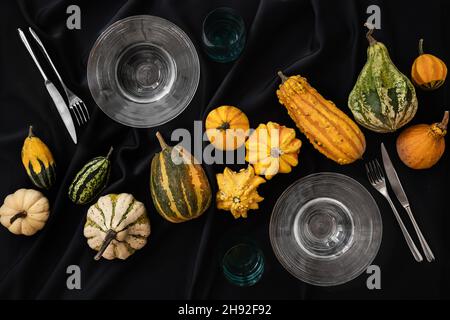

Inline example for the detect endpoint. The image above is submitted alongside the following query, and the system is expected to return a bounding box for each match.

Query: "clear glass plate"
[87,15,200,128]
[270,172,382,286]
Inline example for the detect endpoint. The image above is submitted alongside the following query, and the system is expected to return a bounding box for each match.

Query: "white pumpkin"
[84,193,151,260]
[0,188,50,236]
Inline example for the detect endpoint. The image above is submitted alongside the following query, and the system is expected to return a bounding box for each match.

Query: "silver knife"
[381,143,434,262]
[17,28,77,144]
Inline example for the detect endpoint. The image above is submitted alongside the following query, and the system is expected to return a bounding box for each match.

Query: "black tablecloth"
[0,0,449,299]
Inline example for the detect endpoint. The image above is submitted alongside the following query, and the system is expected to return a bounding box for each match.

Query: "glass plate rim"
[269,172,383,286]
[87,14,200,128]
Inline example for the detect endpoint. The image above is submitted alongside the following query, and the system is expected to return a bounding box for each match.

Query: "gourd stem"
[438,111,449,130]
[106,146,114,159]
[418,38,424,55]
[10,211,27,224]
[364,23,377,45]
[278,71,288,83]
[94,229,117,261]
[28,125,34,137]
[217,122,231,131]
[156,131,169,150]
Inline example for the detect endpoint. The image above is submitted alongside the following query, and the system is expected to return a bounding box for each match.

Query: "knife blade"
[45,81,77,144]
[381,143,408,207]
[18,28,77,144]
[381,142,435,262]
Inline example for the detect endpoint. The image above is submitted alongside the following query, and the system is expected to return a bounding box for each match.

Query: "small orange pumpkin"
[205,106,250,151]
[396,111,448,169]
[411,39,447,90]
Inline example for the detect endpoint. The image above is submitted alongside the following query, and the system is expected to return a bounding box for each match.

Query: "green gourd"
[150,132,212,223]
[68,147,113,205]
[348,27,418,133]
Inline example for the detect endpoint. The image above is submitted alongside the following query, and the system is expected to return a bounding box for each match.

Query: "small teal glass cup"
[222,242,264,287]
[202,7,246,63]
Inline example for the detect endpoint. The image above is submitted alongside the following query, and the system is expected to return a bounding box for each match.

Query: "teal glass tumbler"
[222,243,264,287]
[202,7,246,63]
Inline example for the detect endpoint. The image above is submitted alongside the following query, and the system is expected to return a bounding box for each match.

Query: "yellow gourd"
[216,166,265,219]
[246,122,302,179]
[397,111,448,169]
[205,106,250,150]
[21,126,56,189]
[276,72,366,164]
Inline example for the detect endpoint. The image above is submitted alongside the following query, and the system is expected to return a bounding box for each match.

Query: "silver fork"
[366,159,423,262]
[28,27,90,125]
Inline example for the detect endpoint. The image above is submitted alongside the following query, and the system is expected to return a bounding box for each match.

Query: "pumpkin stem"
[364,23,377,45]
[156,131,169,150]
[10,211,27,224]
[106,147,114,159]
[217,122,231,131]
[438,111,449,130]
[278,71,288,83]
[94,229,117,261]
[418,38,424,55]
[28,125,34,138]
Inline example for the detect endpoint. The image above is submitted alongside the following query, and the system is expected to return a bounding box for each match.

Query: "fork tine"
[81,101,90,120]
[374,159,384,181]
[368,161,375,181]
[71,106,81,126]
[368,162,377,184]
[365,163,372,183]
[77,102,88,124]
[370,161,379,182]
[73,104,84,125]
[367,161,374,181]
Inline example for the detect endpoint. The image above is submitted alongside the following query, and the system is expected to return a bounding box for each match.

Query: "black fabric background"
[0,0,449,299]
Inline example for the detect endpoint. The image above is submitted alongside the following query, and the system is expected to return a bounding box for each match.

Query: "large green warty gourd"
[348,27,418,133]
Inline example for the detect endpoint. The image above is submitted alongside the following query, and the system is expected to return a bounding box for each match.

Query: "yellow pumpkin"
[216,166,265,219]
[411,39,447,90]
[246,122,302,179]
[205,106,250,150]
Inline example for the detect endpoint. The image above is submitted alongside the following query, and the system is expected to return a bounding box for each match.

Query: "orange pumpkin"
[411,39,447,90]
[205,106,249,150]
[396,111,448,169]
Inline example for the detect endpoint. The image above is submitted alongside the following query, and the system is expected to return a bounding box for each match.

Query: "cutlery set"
[366,143,434,262]
[17,27,89,144]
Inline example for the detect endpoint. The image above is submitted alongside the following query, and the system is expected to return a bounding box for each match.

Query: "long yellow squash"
[276,72,366,164]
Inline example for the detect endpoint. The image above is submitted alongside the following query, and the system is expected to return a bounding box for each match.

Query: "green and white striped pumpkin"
[150,132,212,223]
[68,147,113,205]
[348,28,418,133]
[84,193,150,260]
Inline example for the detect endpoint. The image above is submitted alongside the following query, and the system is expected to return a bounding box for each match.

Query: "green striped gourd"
[68,147,113,205]
[348,27,418,133]
[84,193,151,260]
[21,126,56,189]
[150,132,212,223]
